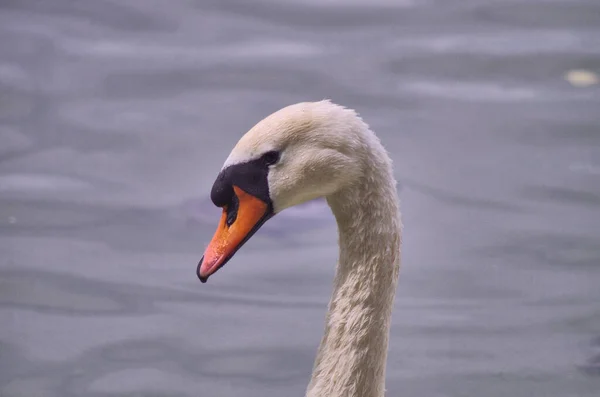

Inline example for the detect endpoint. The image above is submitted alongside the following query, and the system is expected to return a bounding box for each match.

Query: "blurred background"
[1,0,600,396]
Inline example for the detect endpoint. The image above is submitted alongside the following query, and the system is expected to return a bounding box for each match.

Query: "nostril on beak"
[226,194,239,227]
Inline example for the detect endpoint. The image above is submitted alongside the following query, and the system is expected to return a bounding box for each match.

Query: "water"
[1,0,600,396]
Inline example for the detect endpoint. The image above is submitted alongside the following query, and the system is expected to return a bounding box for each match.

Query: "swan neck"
[306,158,401,397]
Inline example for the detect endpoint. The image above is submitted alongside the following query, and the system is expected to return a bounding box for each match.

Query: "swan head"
[197,100,371,282]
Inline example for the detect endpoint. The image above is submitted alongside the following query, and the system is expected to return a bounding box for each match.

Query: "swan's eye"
[261,150,280,166]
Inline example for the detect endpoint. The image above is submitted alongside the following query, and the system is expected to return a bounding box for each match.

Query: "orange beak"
[197,186,271,282]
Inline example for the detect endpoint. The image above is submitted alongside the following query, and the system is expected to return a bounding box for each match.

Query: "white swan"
[197,100,402,397]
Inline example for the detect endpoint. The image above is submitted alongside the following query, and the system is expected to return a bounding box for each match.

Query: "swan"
[197,100,402,397]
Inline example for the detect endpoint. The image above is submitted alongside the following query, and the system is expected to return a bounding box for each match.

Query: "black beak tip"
[197,256,208,283]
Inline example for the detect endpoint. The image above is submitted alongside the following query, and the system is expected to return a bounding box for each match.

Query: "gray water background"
[1,0,600,396]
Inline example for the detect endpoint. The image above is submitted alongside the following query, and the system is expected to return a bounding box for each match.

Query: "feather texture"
[224,100,402,397]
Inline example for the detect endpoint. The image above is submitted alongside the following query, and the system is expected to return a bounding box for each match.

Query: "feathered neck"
[305,134,402,397]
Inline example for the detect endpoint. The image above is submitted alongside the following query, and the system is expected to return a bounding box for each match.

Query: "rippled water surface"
[1,0,600,396]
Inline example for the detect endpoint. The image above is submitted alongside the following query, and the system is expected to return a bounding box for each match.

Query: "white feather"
[225,100,402,397]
